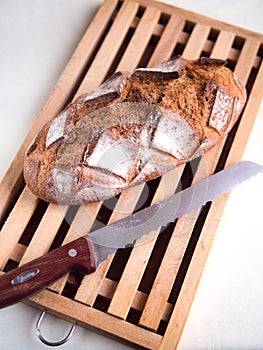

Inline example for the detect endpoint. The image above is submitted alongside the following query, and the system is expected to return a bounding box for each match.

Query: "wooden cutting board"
[1,0,263,348]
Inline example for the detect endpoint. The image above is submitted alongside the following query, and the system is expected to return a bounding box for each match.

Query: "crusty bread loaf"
[23,56,246,204]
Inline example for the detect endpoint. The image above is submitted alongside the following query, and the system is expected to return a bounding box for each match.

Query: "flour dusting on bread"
[24,56,247,204]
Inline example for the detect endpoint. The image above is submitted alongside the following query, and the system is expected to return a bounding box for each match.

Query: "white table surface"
[0,1,263,349]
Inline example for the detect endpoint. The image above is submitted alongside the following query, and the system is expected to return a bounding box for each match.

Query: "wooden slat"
[233,38,260,88]
[19,204,68,265]
[107,230,157,318]
[225,38,263,166]
[210,30,235,59]
[117,6,161,70]
[46,0,140,290]
[147,15,185,66]
[139,225,193,329]
[10,244,26,262]
[227,61,263,167]
[182,23,211,59]
[69,203,103,237]
[77,0,140,94]
[0,188,39,269]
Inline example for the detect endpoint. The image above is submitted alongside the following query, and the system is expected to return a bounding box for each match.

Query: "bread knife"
[0,160,262,309]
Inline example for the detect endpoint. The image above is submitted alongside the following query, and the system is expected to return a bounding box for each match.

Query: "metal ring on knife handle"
[36,310,77,347]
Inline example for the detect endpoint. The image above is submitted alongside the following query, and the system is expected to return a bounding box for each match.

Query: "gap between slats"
[77,0,140,94]
[0,188,39,270]
[18,204,68,265]
[116,6,162,71]
[182,23,211,59]
[226,39,263,166]
[147,15,185,67]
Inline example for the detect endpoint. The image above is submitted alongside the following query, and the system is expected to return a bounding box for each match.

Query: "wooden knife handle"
[0,237,96,309]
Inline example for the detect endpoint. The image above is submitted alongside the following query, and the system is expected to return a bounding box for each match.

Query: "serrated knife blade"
[90,160,263,249]
[0,160,262,309]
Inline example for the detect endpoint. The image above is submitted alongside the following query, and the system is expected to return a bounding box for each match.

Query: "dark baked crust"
[23,56,247,204]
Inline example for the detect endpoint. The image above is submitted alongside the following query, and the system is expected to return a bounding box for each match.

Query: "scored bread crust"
[23,56,247,204]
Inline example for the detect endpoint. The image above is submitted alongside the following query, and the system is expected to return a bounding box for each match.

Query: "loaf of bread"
[23,56,246,204]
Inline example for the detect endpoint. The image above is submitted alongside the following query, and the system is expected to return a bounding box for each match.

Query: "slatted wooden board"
[1,0,263,348]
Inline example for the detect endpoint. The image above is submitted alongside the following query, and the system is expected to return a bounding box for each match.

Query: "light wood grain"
[0,188,39,270]
[210,31,235,59]
[19,204,68,265]
[1,0,263,348]
[117,6,161,70]
[147,15,185,66]
[182,23,211,59]
[77,0,139,94]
